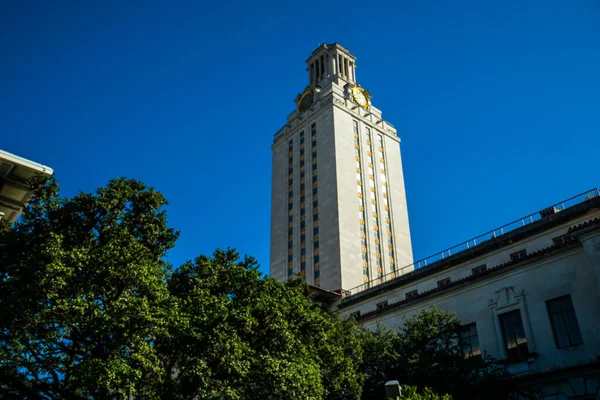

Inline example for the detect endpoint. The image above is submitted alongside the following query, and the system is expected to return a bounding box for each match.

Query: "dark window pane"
[564,309,583,345]
[376,301,388,310]
[437,278,451,288]
[499,310,529,361]
[546,295,583,348]
[510,249,527,262]
[472,264,487,276]
[551,313,571,348]
[460,323,481,359]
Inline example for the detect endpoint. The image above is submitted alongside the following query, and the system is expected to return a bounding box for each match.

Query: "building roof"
[0,149,53,223]
[306,42,356,63]
[339,192,600,311]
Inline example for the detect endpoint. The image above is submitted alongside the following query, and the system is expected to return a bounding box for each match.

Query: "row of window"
[300,130,307,277]
[312,122,320,286]
[288,124,320,281]
[400,248,530,298]
[288,137,294,277]
[364,127,383,281]
[355,120,396,285]
[377,134,396,272]
[354,120,370,284]
[464,295,582,361]
[368,294,582,362]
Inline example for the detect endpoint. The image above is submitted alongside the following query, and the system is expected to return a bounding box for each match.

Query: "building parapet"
[343,188,600,298]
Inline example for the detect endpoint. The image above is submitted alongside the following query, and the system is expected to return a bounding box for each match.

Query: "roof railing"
[343,188,600,298]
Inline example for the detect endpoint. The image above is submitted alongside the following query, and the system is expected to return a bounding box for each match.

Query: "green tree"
[0,176,364,399]
[399,385,452,400]
[0,176,179,399]
[160,249,364,400]
[358,307,537,400]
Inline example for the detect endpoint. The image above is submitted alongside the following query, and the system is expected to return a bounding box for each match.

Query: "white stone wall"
[383,134,414,275]
[270,133,288,282]
[313,106,342,290]
[271,83,414,293]
[337,213,600,379]
[332,105,364,290]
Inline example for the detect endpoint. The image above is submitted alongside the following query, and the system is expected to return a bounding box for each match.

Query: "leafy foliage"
[160,249,363,399]
[400,385,452,400]
[358,307,537,400]
[0,176,178,399]
[0,176,363,399]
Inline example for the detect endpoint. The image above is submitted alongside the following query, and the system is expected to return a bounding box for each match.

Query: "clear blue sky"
[2,1,599,276]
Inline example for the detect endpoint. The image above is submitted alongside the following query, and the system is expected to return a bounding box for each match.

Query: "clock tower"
[270,43,414,293]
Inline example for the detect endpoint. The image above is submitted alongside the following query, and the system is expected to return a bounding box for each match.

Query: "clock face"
[299,91,314,112]
[352,87,368,108]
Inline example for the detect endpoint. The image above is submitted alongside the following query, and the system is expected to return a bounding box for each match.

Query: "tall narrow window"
[460,323,481,359]
[299,131,306,277]
[320,55,325,77]
[287,137,294,277]
[354,119,369,285]
[344,58,349,79]
[311,122,319,285]
[499,310,529,361]
[546,295,583,348]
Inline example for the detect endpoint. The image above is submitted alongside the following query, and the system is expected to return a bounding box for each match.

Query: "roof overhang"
[0,149,53,223]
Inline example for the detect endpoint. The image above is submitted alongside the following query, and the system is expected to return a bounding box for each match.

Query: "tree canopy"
[160,249,363,399]
[357,307,536,400]
[0,176,178,398]
[0,176,362,399]
[0,176,532,399]
[400,386,452,400]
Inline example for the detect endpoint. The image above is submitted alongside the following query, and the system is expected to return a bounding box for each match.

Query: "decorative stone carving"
[333,97,345,106]
[488,286,525,311]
